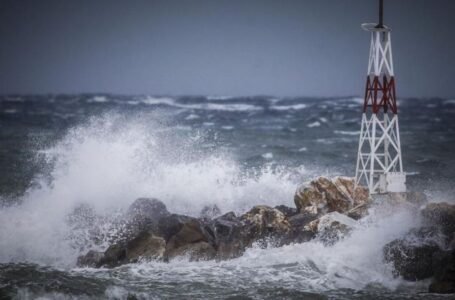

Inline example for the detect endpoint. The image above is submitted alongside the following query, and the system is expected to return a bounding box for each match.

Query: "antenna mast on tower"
[355,0,406,194]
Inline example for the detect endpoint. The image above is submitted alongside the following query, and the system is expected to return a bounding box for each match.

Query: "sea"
[0,95,454,299]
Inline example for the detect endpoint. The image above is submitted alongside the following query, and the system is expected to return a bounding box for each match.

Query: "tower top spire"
[362,0,390,32]
[377,0,384,28]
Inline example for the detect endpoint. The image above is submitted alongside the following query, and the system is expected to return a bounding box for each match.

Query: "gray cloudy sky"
[0,0,454,97]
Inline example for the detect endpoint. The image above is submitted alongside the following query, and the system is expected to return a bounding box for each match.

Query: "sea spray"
[0,113,306,267]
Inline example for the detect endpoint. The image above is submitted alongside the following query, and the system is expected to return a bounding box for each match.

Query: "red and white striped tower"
[355,0,406,194]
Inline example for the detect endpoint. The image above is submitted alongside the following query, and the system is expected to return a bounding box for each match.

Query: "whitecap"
[88,96,108,103]
[307,121,321,128]
[206,95,234,101]
[270,104,307,111]
[444,99,455,105]
[142,97,175,106]
[3,109,18,114]
[334,130,360,136]
[261,152,273,159]
[185,114,200,120]
[222,126,234,130]
[298,147,307,152]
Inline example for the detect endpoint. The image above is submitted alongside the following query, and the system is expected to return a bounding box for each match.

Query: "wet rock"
[200,204,221,219]
[127,198,170,230]
[421,202,455,236]
[76,250,104,268]
[240,205,291,243]
[211,212,246,260]
[429,250,455,294]
[157,214,197,241]
[383,227,442,281]
[125,230,166,262]
[162,215,215,261]
[346,203,370,220]
[101,243,128,268]
[316,212,356,245]
[274,205,298,218]
[166,241,217,261]
[283,213,318,244]
[294,176,370,217]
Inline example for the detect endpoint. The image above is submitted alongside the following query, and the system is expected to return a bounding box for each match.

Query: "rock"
[429,250,455,294]
[125,230,166,262]
[421,202,455,236]
[101,243,128,268]
[333,177,370,207]
[294,176,370,217]
[200,204,221,219]
[387,192,428,207]
[162,214,215,261]
[274,205,298,218]
[211,212,246,260]
[346,202,370,220]
[240,205,291,244]
[316,212,357,245]
[157,214,198,241]
[76,250,104,267]
[283,213,318,244]
[127,197,170,228]
[166,241,217,261]
[119,198,171,244]
[383,227,442,281]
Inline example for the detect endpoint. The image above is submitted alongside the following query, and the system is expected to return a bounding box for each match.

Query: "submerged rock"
[316,212,357,245]
[294,176,370,217]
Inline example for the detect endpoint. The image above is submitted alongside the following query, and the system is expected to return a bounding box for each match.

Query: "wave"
[270,104,307,111]
[0,113,301,267]
[334,130,361,136]
[138,97,263,112]
[87,96,109,103]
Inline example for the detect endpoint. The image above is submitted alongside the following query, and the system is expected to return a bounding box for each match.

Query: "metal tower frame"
[355,0,406,194]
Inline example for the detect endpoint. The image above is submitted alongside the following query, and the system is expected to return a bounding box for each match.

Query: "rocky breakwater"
[77,176,371,268]
[384,200,455,294]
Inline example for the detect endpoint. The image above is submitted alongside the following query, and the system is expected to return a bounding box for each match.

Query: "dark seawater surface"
[0,95,455,299]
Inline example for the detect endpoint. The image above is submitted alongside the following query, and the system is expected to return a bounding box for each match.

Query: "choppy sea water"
[0,95,454,299]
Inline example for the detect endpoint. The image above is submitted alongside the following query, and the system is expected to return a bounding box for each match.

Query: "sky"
[0,0,454,98]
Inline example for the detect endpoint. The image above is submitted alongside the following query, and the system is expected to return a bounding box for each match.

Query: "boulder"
[283,213,318,244]
[166,241,217,261]
[294,176,370,217]
[125,230,166,262]
[210,212,247,260]
[315,212,357,245]
[76,250,104,268]
[127,198,170,229]
[240,205,291,244]
[346,202,370,220]
[429,250,455,294]
[274,205,298,218]
[383,227,442,281]
[162,214,215,261]
[100,243,128,268]
[200,204,221,219]
[421,202,455,236]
